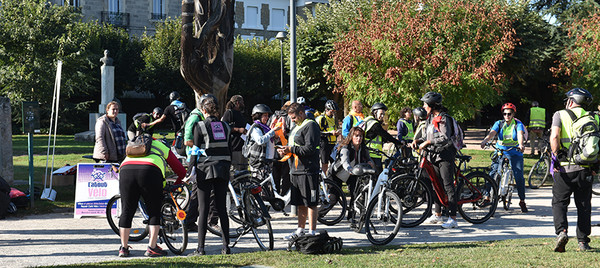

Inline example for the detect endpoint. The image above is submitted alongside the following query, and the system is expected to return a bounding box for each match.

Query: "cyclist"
[188,97,232,256]
[126,107,163,140]
[222,95,248,171]
[396,107,415,158]
[341,100,364,138]
[480,103,528,213]
[527,101,546,156]
[117,134,186,257]
[549,88,595,252]
[362,102,403,171]
[411,92,459,229]
[268,101,292,196]
[412,107,427,142]
[247,104,281,174]
[316,100,341,175]
[297,96,316,120]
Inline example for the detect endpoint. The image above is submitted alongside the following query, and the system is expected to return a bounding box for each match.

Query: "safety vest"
[289,118,317,148]
[363,116,383,159]
[121,140,169,177]
[529,107,546,129]
[497,119,518,147]
[196,119,231,164]
[316,114,337,144]
[398,118,414,140]
[558,107,587,152]
[133,114,154,130]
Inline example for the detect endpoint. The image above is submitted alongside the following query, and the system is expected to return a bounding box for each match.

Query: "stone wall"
[0,97,14,184]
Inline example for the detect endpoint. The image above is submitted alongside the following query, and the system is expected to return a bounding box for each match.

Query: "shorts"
[290,173,319,207]
[319,143,335,164]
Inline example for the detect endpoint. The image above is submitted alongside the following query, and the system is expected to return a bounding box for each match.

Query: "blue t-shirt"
[491,119,526,155]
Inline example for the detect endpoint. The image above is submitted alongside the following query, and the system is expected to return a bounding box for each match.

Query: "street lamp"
[275,31,286,106]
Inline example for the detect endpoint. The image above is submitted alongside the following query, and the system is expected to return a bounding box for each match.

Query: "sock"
[296,227,304,234]
[309,229,317,235]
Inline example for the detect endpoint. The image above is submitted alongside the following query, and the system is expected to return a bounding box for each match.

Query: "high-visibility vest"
[529,107,546,128]
[497,119,518,147]
[316,115,337,144]
[363,116,383,159]
[398,118,414,140]
[558,107,588,166]
[289,118,317,147]
[122,140,169,177]
[196,119,231,163]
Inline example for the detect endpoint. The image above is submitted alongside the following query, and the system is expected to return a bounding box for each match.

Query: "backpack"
[172,101,191,130]
[564,109,600,165]
[242,124,258,158]
[433,113,465,151]
[125,134,154,157]
[287,230,343,254]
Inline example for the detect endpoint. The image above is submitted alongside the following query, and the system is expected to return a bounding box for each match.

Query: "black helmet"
[198,93,217,109]
[152,107,163,116]
[252,104,272,116]
[420,91,442,105]
[413,107,427,120]
[325,100,338,111]
[566,88,593,106]
[169,91,180,102]
[531,101,539,107]
[370,102,387,113]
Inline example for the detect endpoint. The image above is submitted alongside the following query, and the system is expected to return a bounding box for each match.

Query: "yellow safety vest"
[498,119,518,147]
[558,107,591,166]
[398,118,414,140]
[529,107,546,129]
[122,140,169,177]
[316,115,337,144]
[289,118,318,149]
[363,116,383,159]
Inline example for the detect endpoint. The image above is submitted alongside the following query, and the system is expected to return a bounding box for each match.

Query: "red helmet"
[501,103,517,113]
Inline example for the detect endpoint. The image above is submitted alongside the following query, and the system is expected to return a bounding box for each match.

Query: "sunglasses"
[503,113,513,116]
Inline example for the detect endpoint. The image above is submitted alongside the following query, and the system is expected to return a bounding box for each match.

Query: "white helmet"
[297,96,306,104]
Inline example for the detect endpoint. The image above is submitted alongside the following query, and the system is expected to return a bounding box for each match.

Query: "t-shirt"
[163,105,181,131]
[222,109,247,151]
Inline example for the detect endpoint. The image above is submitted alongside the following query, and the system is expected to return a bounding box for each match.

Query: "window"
[269,8,286,31]
[245,6,259,28]
[61,0,80,6]
[152,0,165,20]
[108,0,119,12]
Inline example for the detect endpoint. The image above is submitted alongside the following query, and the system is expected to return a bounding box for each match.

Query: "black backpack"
[173,102,190,130]
[287,230,343,254]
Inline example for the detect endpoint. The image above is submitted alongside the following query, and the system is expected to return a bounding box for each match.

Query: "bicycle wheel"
[528,156,550,189]
[160,201,188,255]
[364,189,402,246]
[350,187,367,233]
[317,179,347,226]
[165,176,191,209]
[207,184,244,239]
[503,185,513,211]
[105,194,148,242]
[390,174,432,228]
[593,175,600,196]
[244,192,273,250]
[457,171,498,224]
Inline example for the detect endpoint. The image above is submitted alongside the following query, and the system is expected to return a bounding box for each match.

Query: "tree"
[330,0,517,122]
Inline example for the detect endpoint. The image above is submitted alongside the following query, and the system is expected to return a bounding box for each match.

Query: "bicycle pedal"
[282,211,289,216]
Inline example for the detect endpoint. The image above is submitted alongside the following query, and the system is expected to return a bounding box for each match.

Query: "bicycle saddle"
[233,169,251,178]
[456,154,472,162]
[351,164,377,176]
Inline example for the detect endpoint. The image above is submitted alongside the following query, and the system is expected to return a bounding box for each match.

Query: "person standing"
[341,100,364,138]
[247,104,281,174]
[144,91,189,133]
[277,103,321,240]
[269,101,292,196]
[93,101,127,163]
[480,103,528,213]
[315,100,341,175]
[396,107,415,158]
[222,95,248,171]
[528,101,546,156]
[549,88,595,252]
[363,103,403,171]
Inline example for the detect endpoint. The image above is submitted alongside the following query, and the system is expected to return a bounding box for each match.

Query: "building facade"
[53,0,328,38]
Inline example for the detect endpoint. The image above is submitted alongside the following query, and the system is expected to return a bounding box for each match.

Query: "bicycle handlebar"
[485,142,520,153]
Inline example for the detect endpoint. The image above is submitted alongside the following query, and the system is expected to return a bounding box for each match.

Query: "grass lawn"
[59,238,599,267]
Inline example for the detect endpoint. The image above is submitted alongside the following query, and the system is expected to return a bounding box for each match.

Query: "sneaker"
[519,201,528,213]
[284,231,304,241]
[221,246,231,255]
[118,245,131,257]
[425,215,444,224]
[441,218,458,229]
[554,231,568,252]
[188,249,205,256]
[145,245,168,257]
[209,223,221,233]
[578,242,592,252]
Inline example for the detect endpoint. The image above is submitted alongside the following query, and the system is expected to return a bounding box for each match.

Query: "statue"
[180,0,235,111]
[99,50,113,66]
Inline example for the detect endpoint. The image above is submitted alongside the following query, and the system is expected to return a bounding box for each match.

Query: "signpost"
[22,101,40,207]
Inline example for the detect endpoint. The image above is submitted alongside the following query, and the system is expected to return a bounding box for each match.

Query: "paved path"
[3,187,600,267]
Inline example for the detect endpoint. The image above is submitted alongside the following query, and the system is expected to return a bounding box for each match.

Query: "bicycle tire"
[528,156,550,189]
[593,175,600,196]
[160,201,188,255]
[317,179,347,226]
[105,195,149,242]
[165,176,191,209]
[365,189,402,246]
[457,171,498,224]
[244,192,273,250]
[503,185,513,211]
[390,174,433,228]
[350,182,368,233]
[207,185,244,239]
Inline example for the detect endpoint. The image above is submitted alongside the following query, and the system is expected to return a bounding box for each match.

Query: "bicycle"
[417,148,499,224]
[487,143,520,210]
[527,138,551,189]
[106,182,189,255]
[348,147,403,246]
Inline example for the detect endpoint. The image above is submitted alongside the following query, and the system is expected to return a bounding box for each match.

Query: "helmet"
[531,101,539,107]
[325,100,338,111]
[501,103,517,113]
[198,93,217,109]
[169,91,180,102]
[297,96,306,104]
[152,107,163,116]
[420,92,442,105]
[413,107,427,120]
[370,102,388,113]
[252,104,272,116]
[566,87,593,105]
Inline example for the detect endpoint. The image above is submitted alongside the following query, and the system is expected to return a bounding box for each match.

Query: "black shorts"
[319,142,335,164]
[290,173,319,207]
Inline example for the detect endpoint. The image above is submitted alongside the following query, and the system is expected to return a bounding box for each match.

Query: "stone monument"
[0,97,14,184]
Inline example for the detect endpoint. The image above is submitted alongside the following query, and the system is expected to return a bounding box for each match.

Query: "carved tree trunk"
[181,0,235,114]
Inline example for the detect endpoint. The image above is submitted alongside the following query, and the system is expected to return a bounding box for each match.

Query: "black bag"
[126,134,153,157]
[287,230,343,254]
[0,176,10,219]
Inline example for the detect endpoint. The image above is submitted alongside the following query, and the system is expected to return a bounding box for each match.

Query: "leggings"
[432,160,457,217]
[196,178,230,250]
[119,165,163,227]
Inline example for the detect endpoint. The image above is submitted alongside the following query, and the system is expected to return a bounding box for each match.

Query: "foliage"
[330,0,517,122]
